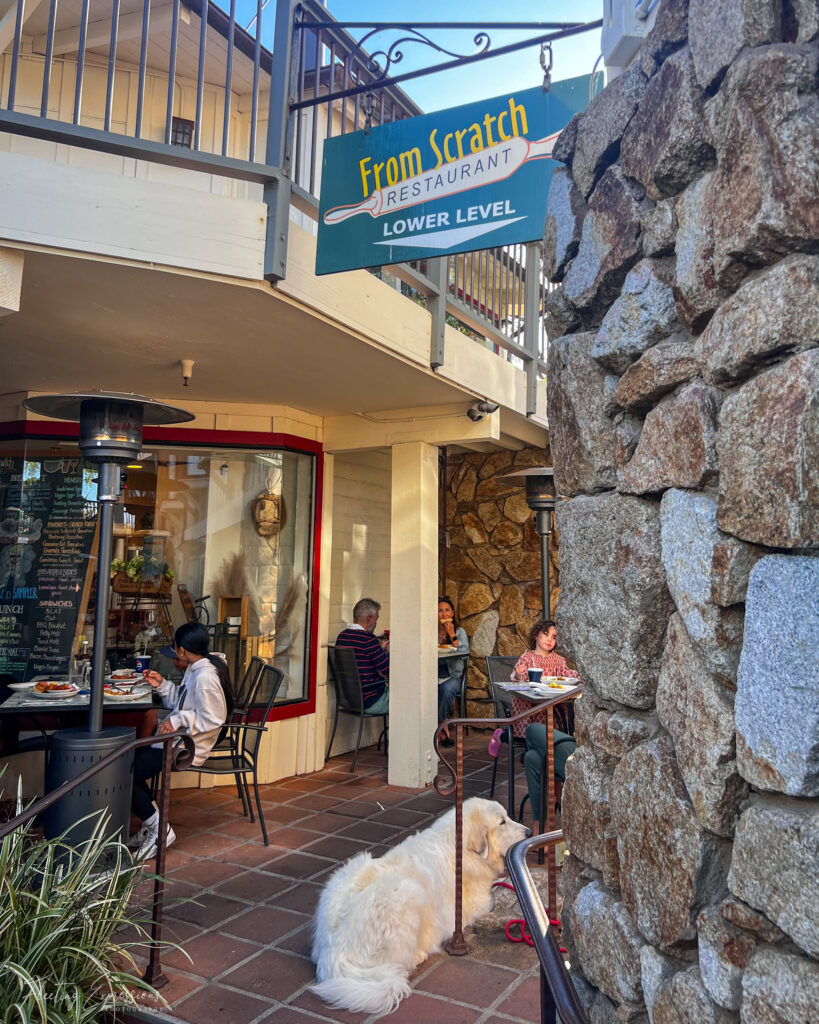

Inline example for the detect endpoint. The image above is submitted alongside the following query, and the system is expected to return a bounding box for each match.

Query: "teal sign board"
[316,75,591,276]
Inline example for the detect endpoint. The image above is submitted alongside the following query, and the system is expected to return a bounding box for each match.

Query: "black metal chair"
[211,655,266,816]
[485,654,524,800]
[188,662,285,845]
[326,646,388,774]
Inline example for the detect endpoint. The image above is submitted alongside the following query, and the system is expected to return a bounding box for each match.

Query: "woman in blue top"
[437,596,469,747]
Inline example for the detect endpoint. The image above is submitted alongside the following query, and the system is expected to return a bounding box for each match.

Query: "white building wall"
[324,450,392,758]
[329,451,392,637]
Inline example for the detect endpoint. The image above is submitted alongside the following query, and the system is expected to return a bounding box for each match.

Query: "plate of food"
[30,681,81,700]
[104,683,150,700]
[105,669,143,684]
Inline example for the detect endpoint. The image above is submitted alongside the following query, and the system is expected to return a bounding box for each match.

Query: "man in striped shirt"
[335,597,390,713]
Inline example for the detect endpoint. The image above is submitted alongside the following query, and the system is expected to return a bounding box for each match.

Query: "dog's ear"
[465,816,491,859]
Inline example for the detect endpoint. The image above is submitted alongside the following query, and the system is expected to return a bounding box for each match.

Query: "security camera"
[466,400,500,422]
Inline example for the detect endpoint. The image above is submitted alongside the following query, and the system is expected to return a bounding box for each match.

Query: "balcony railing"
[0,0,549,402]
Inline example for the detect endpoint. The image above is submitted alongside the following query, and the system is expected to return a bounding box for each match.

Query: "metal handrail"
[0,730,195,988]
[506,833,591,1024]
[433,691,580,955]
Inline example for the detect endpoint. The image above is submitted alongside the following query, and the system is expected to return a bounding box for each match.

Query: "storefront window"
[0,435,317,707]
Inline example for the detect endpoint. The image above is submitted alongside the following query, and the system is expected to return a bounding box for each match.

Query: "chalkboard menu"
[0,454,97,681]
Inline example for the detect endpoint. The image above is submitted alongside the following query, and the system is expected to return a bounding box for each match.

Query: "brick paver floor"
[132,731,553,1024]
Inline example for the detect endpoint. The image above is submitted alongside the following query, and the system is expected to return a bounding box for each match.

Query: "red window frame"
[0,420,323,723]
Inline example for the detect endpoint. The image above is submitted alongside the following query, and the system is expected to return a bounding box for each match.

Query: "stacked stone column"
[543,2,818,1021]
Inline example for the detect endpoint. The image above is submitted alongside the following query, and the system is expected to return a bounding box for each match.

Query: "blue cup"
[135,655,151,674]
[527,667,543,683]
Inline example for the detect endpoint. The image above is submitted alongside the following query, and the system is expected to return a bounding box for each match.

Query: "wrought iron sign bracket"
[290,18,603,111]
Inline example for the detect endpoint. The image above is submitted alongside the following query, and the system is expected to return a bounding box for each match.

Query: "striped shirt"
[335,626,389,708]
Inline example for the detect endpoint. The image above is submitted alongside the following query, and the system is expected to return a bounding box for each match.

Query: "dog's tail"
[312,963,411,1016]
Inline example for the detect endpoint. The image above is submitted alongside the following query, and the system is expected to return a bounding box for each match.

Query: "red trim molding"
[0,419,323,724]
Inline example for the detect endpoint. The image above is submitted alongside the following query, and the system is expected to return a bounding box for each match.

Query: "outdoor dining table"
[0,687,156,717]
[493,679,583,820]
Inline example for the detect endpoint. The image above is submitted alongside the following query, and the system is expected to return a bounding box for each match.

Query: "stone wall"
[544,2,818,1021]
[442,447,558,716]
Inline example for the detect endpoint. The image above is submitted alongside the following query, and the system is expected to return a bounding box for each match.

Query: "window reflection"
[0,439,316,706]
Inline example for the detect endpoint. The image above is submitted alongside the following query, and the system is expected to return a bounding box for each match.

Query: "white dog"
[311,797,529,1016]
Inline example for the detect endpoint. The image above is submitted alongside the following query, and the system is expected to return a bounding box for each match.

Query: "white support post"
[388,442,439,788]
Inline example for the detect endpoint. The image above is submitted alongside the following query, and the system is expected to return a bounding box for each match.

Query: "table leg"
[546,706,557,930]
[507,724,515,817]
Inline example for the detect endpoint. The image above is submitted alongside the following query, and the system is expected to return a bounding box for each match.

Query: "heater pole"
[536,508,552,620]
[89,463,119,733]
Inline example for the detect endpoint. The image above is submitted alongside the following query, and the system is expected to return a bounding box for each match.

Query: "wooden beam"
[0,0,44,55]
[33,4,188,56]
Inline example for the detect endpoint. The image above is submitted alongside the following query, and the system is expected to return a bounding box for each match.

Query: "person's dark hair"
[174,622,234,717]
[528,618,556,651]
[438,595,458,627]
[438,596,458,644]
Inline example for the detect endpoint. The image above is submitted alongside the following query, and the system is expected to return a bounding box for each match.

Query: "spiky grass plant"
[0,805,169,1023]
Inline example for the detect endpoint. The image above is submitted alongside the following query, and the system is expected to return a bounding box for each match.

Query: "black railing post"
[144,737,175,989]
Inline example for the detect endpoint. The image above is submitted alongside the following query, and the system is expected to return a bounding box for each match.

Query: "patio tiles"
[323,799,378,818]
[301,835,371,860]
[367,806,432,828]
[173,829,245,858]
[495,975,542,1022]
[165,890,248,929]
[279,793,339,813]
[167,857,237,889]
[263,851,337,879]
[134,970,204,1010]
[289,988,371,1023]
[223,842,287,869]
[352,786,418,806]
[222,904,308,945]
[146,731,546,1024]
[210,816,271,841]
[220,947,316,1001]
[335,819,401,843]
[385,992,481,1023]
[272,882,322,916]
[172,984,272,1024]
[296,811,363,834]
[278,776,331,792]
[260,803,315,823]
[162,930,260,976]
[274,922,314,957]
[263,826,328,850]
[214,868,295,903]
[415,957,523,1007]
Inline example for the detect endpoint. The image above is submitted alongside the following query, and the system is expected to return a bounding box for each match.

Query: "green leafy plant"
[110,556,173,582]
[0,808,172,1023]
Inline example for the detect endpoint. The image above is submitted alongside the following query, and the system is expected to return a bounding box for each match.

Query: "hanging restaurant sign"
[316,76,590,276]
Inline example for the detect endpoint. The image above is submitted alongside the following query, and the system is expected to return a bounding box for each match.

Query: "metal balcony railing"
[0,0,550,394]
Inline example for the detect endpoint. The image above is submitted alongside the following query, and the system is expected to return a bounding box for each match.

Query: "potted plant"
[0,791,176,1021]
[111,557,174,596]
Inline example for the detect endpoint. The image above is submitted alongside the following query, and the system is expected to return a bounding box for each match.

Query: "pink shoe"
[488,729,504,757]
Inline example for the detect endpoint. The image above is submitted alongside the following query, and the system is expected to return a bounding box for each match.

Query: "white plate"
[531,681,579,697]
[104,685,150,701]
[7,681,36,691]
[29,684,81,700]
[105,671,143,684]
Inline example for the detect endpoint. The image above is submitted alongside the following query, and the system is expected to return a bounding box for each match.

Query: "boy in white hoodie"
[132,622,233,859]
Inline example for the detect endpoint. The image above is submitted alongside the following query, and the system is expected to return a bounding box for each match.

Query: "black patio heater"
[499,467,557,620]
[22,392,193,842]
